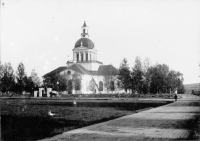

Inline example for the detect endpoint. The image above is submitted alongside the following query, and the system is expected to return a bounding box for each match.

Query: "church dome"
[74,38,94,49]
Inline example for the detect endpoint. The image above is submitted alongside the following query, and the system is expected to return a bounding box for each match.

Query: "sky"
[0,0,200,84]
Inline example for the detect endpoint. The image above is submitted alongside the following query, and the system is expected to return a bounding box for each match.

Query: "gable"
[43,66,67,78]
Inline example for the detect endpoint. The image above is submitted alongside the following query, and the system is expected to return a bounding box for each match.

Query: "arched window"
[86,53,88,61]
[67,71,71,75]
[77,53,79,62]
[67,80,73,94]
[75,79,81,91]
[110,81,115,91]
[99,81,103,91]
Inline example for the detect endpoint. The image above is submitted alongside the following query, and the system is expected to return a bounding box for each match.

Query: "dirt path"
[39,94,200,141]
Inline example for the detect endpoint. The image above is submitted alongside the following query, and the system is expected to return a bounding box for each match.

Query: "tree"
[131,56,144,94]
[87,79,96,93]
[16,62,27,94]
[142,58,151,94]
[118,58,131,92]
[148,64,169,94]
[167,70,185,94]
[43,76,54,88]
[24,76,35,93]
[0,64,3,79]
[0,64,4,91]
[31,69,41,87]
[103,75,116,92]
[0,63,16,93]
[142,58,151,73]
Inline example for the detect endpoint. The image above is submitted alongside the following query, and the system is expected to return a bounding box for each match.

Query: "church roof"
[74,38,94,49]
[43,66,67,78]
[43,64,118,78]
[43,64,91,78]
[97,65,119,75]
[68,63,91,75]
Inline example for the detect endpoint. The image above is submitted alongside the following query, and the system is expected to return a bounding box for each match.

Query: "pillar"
[39,88,44,97]
[73,52,76,61]
[79,52,81,62]
[76,52,78,61]
[47,88,52,97]
[34,91,38,97]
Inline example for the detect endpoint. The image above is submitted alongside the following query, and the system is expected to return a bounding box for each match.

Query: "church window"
[75,78,81,90]
[77,53,79,62]
[67,71,71,75]
[110,81,115,91]
[83,29,85,33]
[67,80,73,94]
[90,54,92,61]
[99,81,103,91]
[86,53,88,61]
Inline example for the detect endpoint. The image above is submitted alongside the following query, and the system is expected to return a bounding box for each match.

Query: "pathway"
[39,94,200,141]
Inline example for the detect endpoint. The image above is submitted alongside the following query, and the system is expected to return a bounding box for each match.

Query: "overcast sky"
[1,0,200,84]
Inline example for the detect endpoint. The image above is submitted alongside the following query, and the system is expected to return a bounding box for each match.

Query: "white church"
[43,22,119,94]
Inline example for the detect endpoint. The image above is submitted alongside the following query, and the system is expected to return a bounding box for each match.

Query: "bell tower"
[67,21,103,71]
[81,21,89,38]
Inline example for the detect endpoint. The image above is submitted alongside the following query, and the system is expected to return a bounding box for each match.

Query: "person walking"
[174,88,178,101]
[175,94,178,101]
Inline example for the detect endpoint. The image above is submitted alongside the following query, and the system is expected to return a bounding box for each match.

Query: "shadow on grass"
[1,115,124,141]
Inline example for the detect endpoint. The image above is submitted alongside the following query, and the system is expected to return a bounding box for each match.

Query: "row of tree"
[118,57,185,94]
[0,62,41,94]
[0,57,185,95]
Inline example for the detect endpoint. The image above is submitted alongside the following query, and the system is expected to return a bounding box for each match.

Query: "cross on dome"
[83,21,87,27]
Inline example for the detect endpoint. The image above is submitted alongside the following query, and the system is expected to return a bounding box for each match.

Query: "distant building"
[43,22,119,94]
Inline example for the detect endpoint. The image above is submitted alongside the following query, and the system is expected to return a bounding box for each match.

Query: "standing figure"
[175,94,177,101]
[174,88,178,101]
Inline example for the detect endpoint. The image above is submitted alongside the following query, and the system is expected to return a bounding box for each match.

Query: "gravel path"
[39,94,200,141]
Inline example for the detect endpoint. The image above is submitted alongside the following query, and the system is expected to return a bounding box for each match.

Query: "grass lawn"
[0,99,171,141]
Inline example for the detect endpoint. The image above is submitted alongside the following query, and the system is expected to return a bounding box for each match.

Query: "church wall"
[97,75,120,94]
[79,63,92,71]
[91,63,101,71]
[81,74,95,94]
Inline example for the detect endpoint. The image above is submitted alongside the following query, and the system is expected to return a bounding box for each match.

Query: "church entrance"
[99,81,103,91]
[67,80,73,94]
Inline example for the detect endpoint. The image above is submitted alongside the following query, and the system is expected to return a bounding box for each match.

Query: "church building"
[43,22,119,94]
